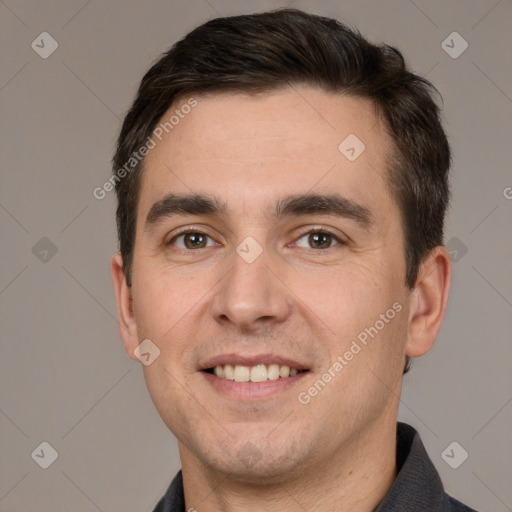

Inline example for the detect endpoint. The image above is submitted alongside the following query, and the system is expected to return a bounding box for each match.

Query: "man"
[110,9,477,511]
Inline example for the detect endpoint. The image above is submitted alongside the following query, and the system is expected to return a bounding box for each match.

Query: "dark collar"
[152,422,475,511]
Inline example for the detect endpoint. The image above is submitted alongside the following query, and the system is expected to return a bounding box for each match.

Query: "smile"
[205,363,308,382]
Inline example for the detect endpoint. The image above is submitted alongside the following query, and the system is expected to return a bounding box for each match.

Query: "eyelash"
[167,227,346,251]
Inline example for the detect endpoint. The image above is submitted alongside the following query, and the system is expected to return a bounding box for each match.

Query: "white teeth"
[267,364,280,380]
[250,364,267,382]
[211,363,304,382]
[224,364,235,380]
[234,365,250,382]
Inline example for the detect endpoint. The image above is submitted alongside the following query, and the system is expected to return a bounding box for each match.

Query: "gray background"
[1,0,511,511]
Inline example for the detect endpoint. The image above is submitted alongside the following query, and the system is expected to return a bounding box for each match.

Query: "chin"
[192,434,312,485]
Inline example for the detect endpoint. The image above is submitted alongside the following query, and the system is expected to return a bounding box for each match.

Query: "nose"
[210,244,292,332]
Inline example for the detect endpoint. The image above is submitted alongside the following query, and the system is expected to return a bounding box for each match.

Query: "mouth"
[203,363,309,382]
[199,354,311,400]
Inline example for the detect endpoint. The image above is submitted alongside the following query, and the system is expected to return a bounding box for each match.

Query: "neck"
[180,418,398,512]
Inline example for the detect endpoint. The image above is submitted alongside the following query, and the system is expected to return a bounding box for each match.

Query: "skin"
[111,86,451,511]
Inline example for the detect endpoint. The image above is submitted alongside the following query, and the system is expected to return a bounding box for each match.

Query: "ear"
[111,252,140,362]
[406,246,451,358]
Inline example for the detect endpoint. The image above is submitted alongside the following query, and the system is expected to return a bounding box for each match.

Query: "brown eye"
[308,232,332,249]
[295,230,342,250]
[171,231,215,250]
[184,233,207,249]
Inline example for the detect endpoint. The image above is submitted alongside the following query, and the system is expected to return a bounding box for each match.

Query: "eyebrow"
[144,193,373,231]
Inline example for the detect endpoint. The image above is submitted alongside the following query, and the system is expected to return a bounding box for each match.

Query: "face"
[114,86,429,483]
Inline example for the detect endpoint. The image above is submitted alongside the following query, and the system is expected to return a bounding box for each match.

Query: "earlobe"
[405,246,451,358]
[111,253,140,362]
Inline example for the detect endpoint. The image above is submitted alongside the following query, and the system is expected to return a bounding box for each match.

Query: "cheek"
[297,261,408,373]
[295,264,391,334]
[142,361,201,437]
[131,262,204,339]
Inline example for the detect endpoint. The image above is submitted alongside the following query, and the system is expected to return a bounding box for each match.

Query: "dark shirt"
[152,422,478,511]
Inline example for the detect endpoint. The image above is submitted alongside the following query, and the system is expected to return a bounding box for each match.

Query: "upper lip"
[199,353,309,371]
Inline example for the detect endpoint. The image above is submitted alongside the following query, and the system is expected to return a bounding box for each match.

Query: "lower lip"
[201,370,309,400]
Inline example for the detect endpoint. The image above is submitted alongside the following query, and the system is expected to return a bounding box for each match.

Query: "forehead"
[137,86,395,225]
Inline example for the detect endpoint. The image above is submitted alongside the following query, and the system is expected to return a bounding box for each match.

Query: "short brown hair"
[113,9,452,374]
